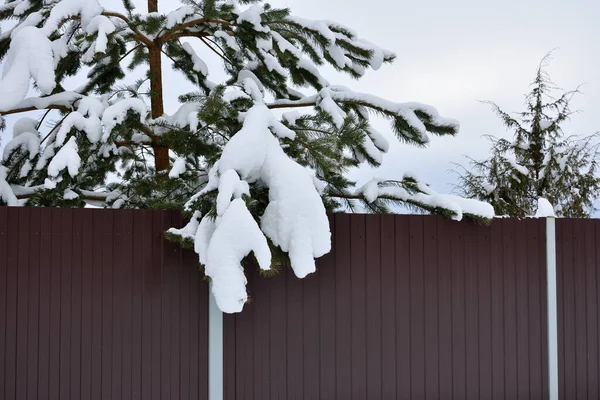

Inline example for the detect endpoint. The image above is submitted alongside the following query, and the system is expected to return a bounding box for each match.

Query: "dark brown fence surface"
[224,214,549,400]
[3,208,599,400]
[556,219,600,400]
[0,208,208,400]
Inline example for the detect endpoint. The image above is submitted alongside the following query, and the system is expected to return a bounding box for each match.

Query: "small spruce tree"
[455,55,600,218]
[0,0,492,311]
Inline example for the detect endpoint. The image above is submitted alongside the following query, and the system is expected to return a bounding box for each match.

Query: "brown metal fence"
[556,219,600,400]
[2,208,600,399]
[223,214,549,400]
[0,208,208,400]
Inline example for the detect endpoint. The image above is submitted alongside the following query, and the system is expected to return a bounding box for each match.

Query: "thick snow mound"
[203,199,271,313]
[47,137,81,179]
[218,104,331,276]
[535,198,555,218]
[0,166,18,206]
[0,27,55,110]
[185,103,331,312]
[101,98,148,140]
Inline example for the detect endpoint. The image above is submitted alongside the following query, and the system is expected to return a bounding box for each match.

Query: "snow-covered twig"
[102,11,153,46]
[159,17,234,43]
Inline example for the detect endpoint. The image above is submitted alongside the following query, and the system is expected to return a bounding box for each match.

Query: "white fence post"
[546,217,559,400]
[208,284,223,400]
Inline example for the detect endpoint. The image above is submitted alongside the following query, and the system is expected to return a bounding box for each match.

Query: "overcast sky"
[265,0,600,193]
[3,0,600,197]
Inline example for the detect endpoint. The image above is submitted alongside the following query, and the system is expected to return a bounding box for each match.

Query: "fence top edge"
[3,206,600,223]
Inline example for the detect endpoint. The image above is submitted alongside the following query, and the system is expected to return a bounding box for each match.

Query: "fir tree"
[0,0,492,312]
[455,55,600,218]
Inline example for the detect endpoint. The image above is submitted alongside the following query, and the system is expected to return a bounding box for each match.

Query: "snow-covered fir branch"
[0,0,493,312]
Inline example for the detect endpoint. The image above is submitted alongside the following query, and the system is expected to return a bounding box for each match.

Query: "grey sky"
[268,0,600,192]
[3,0,600,198]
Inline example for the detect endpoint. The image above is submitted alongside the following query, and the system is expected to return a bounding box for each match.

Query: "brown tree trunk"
[148,0,169,172]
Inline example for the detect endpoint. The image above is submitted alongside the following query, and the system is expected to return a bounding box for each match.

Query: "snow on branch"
[0,92,83,114]
[0,0,489,314]
[0,167,18,206]
[285,15,395,71]
[9,184,118,204]
[165,5,197,29]
[41,0,103,35]
[181,98,331,312]
[203,199,271,313]
[0,27,56,110]
[353,173,494,221]
[86,15,116,54]
[101,98,148,141]
[269,86,459,144]
[102,12,153,46]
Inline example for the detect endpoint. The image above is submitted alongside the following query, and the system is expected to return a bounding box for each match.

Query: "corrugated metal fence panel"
[0,207,208,400]
[223,214,549,399]
[556,219,600,400]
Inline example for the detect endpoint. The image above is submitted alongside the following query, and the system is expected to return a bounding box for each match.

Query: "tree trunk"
[148,0,169,172]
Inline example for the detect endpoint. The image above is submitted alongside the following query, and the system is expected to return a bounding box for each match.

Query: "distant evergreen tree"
[0,0,491,311]
[455,55,600,218]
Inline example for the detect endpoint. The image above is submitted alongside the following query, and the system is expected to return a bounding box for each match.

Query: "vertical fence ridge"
[0,208,208,400]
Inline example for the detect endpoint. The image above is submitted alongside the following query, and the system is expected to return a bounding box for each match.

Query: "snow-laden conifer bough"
[0,0,493,312]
